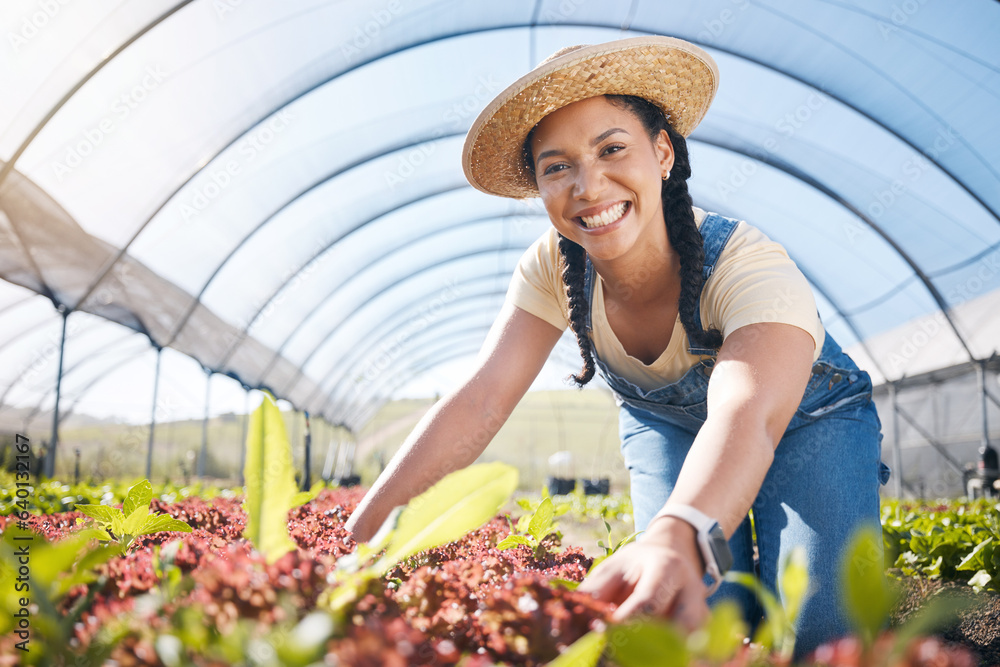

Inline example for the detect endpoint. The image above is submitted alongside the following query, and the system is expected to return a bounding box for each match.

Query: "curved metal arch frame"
[341,339,590,430]
[330,322,494,422]
[324,306,528,417]
[692,136,975,363]
[290,247,528,406]
[337,331,587,430]
[339,339,488,430]
[52,20,995,336]
[4,16,994,425]
[159,131,467,350]
[253,212,546,380]
[21,333,150,429]
[210,182,466,372]
[0,313,116,410]
[316,286,515,406]
[0,0,197,299]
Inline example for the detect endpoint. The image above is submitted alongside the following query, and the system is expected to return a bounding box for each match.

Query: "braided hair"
[523,94,723,387]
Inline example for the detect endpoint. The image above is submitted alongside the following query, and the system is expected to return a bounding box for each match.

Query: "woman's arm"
[344,302,563,543]
[577,321,815,628]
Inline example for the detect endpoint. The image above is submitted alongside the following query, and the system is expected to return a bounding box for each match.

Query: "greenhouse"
[1,1,999,665]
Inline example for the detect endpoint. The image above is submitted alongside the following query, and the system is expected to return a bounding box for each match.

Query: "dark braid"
[522,95,722,387]
[557,235,597,385]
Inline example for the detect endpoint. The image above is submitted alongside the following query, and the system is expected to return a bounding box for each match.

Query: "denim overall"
[583,212,891,658]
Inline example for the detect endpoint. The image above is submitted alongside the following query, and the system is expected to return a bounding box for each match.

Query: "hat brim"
[462,36,719,199]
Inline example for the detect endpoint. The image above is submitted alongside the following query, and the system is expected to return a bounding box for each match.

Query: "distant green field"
[23,389,628,492]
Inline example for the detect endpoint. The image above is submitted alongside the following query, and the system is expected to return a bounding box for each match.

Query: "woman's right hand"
[577,515,710,630]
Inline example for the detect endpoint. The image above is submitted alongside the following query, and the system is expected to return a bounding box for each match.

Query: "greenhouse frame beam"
[0,0,196,306]
[338,332,493,429]
[45,306,68,478]
[13,330,146,427]
[326,321,495,420]
[197,369,211,478]
[793,265,888,381]
[214,184,467,375]
[158,132,465,351]
[318,287,511,408]
[146,346,163,480]
[292,247,526,408]
[343,339,589,433]
[59,22,997,345]
[253,212,527,383]
[335,332,587,430]
[696,137,976,366]
[871,355,1000,394]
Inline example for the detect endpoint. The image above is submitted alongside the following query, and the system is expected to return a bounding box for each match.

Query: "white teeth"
[580,202,627,228]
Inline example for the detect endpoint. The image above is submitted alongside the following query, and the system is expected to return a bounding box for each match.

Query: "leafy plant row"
[882,498,1000,592]
[0,394,990,666]
[0,474,238,516]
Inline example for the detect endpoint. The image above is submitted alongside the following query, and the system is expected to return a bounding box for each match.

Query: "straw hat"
[462,35,719,199]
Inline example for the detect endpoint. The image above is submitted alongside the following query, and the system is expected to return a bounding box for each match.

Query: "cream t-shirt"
[505,207,825,392]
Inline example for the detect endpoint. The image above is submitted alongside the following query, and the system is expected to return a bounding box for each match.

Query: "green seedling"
[75,479,192,552]
[588,517,642,574]
[498,495,561,559]
[242,390,324,564]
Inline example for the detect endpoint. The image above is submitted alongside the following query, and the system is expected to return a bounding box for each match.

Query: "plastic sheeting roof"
[1,0,998,434]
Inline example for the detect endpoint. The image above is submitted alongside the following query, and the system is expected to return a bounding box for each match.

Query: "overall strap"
[688,213,740,356]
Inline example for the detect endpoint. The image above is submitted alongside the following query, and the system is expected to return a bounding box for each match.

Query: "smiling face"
[529,95,675,262]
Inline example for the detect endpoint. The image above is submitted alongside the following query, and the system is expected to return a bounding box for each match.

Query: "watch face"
[708,523,734,573]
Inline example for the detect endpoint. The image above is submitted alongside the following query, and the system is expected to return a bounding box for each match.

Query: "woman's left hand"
[576,516,709,631]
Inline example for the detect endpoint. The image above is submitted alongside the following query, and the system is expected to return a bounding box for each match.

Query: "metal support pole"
[46,306,68,479]
[889,382,903,498]
[239,388,249,486]
[303,411,312,491]
[322,427,338,481]
[146,347,163,480]
[197,369,211,478]
[978,360,991,451]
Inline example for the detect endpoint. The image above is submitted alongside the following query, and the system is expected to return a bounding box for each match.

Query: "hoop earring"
[662,171,671,181]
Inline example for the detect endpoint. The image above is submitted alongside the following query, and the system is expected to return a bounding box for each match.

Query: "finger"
[577,562,631,604]
[610,574,679,623]
[667,581,710,633]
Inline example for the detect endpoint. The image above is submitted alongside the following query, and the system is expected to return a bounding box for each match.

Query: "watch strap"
[652,504,715,533]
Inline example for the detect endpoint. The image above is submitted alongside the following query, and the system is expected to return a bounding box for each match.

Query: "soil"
[890,575,1000,667]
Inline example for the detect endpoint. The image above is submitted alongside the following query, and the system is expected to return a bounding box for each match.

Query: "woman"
[345,36,890,657]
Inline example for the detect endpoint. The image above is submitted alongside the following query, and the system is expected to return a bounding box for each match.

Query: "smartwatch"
[651,504,733,595]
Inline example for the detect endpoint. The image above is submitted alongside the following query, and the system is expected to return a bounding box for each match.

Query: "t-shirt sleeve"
[505,228,569,332]
[701,221,824,353]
